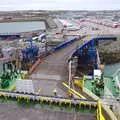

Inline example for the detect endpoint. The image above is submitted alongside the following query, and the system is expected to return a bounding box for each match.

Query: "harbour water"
[0,21,46,34]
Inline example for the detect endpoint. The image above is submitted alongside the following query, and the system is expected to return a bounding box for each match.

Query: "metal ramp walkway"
[29,37,89,96]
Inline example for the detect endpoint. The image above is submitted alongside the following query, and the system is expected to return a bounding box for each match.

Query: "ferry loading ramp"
[29,36,92,97]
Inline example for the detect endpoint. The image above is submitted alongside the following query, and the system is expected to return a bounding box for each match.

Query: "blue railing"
[71,36,117,58]
[37,37,82,60]
[53,38,78,51]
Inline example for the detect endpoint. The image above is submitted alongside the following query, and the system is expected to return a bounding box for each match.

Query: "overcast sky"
[0,0,120,11]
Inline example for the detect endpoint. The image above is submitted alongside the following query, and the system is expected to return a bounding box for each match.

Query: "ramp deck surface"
[29,38,87,96]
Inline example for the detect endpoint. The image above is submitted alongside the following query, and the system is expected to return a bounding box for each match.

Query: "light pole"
[68,60,72,92]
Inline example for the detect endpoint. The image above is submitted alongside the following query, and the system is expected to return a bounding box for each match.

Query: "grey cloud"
[0,0,120,11]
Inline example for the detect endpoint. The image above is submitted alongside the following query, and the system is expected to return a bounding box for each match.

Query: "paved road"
[0,91,97,120]
[0,102,96,120]
[64,21,120,36]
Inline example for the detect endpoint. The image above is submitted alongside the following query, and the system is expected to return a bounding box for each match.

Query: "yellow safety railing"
[62,82,86,99]
[96,102,105,120]
[17,95,30,103]
[73,76,99,100]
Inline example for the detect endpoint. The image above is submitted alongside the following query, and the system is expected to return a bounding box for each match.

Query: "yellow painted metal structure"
[17,95,30,103]
[101,104,118,120]
[74,78,84,89]
[97,102,105,120]
[62,82,86,99]
[73,77,99,100]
